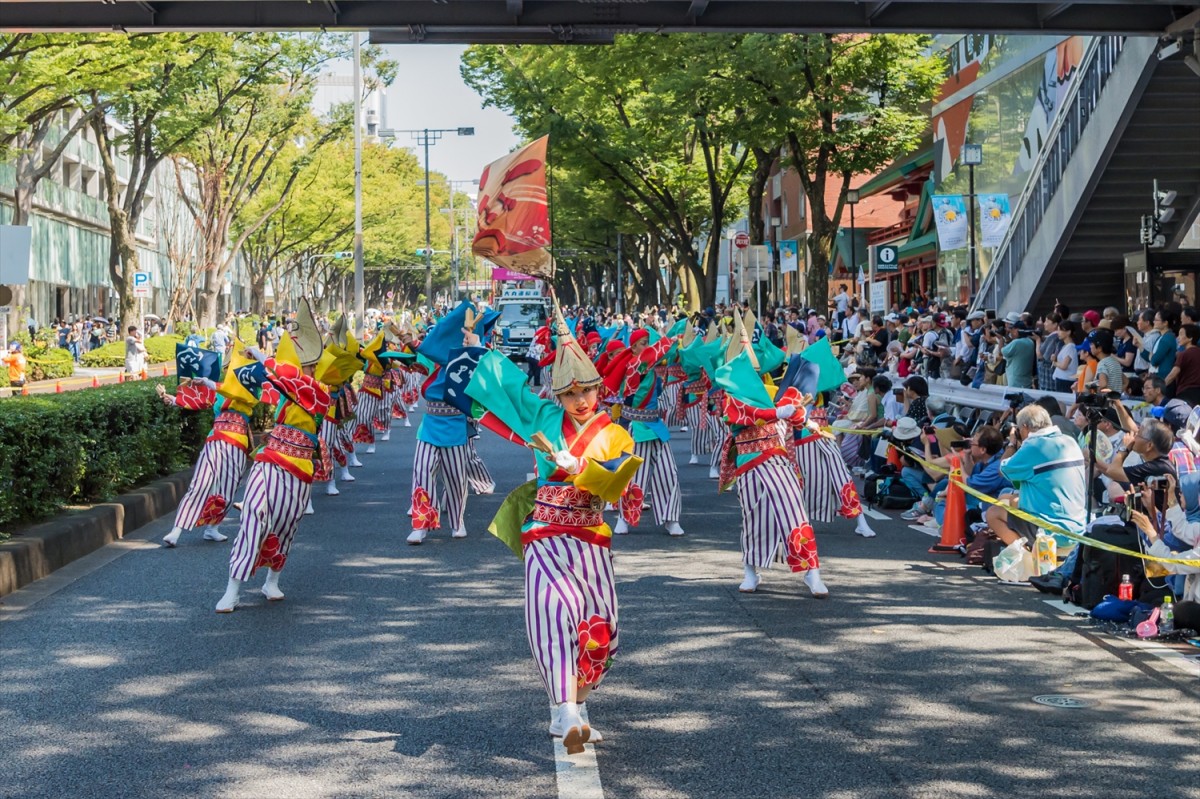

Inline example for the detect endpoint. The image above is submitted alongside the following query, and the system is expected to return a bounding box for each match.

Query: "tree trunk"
[747,148,775,245]
[199,268,222,328]
[250,274,267,316]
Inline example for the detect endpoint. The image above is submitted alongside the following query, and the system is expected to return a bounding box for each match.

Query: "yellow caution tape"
[897,444,1200,567]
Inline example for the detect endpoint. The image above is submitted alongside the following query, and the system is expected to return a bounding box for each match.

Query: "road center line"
[552,704,604,799]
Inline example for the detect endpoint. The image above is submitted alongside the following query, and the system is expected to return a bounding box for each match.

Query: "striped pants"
[736,455,819,573]
[525,535,619,704]
[322,417,346,469]
[411,440,469,531]
[401,370,422,407]
[174,439,246,530]
[683,403,712,456]
[709,412,726,470]
[629,439,681,526]
[465,438,495,494]
[228,462,311,581]
[660,382,680,427]
[794,435,863,524]
[353,392,384,443]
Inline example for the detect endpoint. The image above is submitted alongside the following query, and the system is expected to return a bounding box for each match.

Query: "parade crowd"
[140,288,1197,754]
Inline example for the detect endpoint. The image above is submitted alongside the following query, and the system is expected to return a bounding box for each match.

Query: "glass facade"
[931,34,1092,302]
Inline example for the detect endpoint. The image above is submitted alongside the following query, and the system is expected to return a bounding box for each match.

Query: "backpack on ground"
[1068,522,1145,610]
[863,471,919,510]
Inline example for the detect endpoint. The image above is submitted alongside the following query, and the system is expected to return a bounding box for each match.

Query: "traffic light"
[334,251,352,260]
[1153,180,1177,225]
[415,248,429,257]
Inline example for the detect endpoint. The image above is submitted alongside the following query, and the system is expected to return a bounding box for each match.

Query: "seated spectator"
[1092,416,1177,492]
[926,396,955,428]
[903,375,929,422]
[985,405,1088,546]
[890,417,937,505]
[1130,477,1200,632]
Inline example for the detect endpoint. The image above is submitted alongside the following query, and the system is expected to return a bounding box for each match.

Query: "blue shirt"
[1001,427,1087,535]
[966,451,1012,509]
[1002,337,1036,388]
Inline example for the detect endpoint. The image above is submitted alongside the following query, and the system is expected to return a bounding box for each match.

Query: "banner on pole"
[932,194,969,251]
[472,136,552,279]
[977,193,1012,248]
[778,240,799,274]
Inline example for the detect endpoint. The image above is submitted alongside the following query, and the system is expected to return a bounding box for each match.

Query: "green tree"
[462,35,752,310]
[80,33,309,332]
[728,34,943,307]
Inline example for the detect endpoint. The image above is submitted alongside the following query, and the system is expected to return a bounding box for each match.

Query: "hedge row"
[80,335,184,368]
[0,378,211,530]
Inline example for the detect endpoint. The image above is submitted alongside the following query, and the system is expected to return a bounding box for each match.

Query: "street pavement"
[2,409,1199,799]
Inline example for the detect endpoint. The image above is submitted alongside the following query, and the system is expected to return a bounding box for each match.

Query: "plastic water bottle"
[1118,574,1134,601]
[1035,533,1057,576]
[1161,598,1175,634]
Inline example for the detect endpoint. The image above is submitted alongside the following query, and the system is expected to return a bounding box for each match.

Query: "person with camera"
[1091,417,1177,491]
[985,405,1088,547]
[1128,475,1200,633]
[1001,320,1037,389]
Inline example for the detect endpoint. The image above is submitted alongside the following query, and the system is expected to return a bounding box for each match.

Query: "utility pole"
[352,33,364,337]
[615,232,623,314]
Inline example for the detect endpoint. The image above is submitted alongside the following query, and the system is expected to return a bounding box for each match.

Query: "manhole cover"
[1032,695,1096,708]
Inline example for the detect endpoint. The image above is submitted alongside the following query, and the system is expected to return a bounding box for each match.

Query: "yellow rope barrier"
[896,444,1200,567]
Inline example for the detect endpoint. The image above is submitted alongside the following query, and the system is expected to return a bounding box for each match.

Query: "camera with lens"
[878,428,894,442]
[999,420,1016,439]
[1003,392,1031,410]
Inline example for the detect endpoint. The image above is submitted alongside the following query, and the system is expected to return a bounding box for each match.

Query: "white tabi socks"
[689,454,699,464]
[855,514,877,538]
[366,443,376,454]
[161,526,183,547]
[337,465,355,483]
[381,428,391,442]
[202,526,227,542]
[738,564,761,593]
[262,568,284,601]
[549,701,589,754]
[349,451,364,468]
[304,499,315,515]
[804,568,829,599]
[664,521,685,537]
[612,519,629,535]
[325,479,340,496]
[403,416,411,427]
[216,577,241,613]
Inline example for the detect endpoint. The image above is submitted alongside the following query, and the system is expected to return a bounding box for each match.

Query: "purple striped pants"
[685,403,713,456]
[465,438,495,494]
[735,455,817,572]
[660,382,680,426]
[174,439,246,530]
[411,440,469,531]
[228,462,311,581]
[525,535,619,704]
[709,412,726,470]
[629,439,681,526]
[794,435,859,524]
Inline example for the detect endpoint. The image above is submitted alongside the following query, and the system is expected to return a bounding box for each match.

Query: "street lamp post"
[846,189,860,305]
[352,33,364,337]
[378,127,475,308]
[962,143,983,302]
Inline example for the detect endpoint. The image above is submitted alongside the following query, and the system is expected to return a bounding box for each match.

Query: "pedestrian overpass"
[3,1,1198,39]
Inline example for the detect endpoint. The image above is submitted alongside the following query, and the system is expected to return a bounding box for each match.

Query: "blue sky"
[379,45,522,187]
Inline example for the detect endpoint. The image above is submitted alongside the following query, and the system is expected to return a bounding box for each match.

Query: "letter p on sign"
[133,271,152,298]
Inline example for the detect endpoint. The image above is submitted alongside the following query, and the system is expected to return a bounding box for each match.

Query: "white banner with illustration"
[932,194,969,250]
[977,193,1012,248]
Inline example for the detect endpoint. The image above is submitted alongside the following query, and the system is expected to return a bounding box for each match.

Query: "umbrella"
[143,313,161,320]
[91,316,108,323]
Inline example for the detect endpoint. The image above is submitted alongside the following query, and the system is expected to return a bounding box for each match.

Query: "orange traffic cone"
[140,368,148,381]
[161,365,168,377]
[21,384,29,396]
[92,375,100,388]
[55,381,62,393]
[118,372,125,383]
[930,455,967,553]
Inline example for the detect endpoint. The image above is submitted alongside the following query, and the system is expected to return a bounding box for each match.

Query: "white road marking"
[862,507,890,521]
[908,524,941,538]
[552,704,604,799]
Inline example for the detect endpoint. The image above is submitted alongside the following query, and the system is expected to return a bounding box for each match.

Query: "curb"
[0,469,194,599]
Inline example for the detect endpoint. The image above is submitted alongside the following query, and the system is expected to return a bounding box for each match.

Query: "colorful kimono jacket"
[465,349,642,703]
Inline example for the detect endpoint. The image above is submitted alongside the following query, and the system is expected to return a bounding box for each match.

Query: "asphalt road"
[2,409,1199,799]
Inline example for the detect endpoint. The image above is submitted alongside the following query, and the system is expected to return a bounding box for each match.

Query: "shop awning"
[856,149,935,198]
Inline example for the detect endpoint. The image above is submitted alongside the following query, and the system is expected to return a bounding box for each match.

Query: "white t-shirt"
[1053,342,1078,382]
[843,315,861,338]
[834,292,850,314]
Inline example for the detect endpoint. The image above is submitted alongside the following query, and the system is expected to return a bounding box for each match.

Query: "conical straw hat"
[292,298,325,367]
[550,304,602,395]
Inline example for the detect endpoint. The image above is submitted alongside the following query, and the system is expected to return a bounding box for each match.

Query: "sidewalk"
[1,363,177,398]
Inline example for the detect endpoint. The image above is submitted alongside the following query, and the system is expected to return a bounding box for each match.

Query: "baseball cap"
[1083,310,1101,326]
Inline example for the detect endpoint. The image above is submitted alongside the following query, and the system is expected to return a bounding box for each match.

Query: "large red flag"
[472,135,553,278]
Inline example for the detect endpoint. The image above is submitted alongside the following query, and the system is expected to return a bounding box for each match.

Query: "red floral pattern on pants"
[314,438,334,482]
[411,487,440,530]
[353,423,375,444]
[620,484,644,527]
[254,533,287,574]
[195,495,228,527]
[577,615,613,687]
[391,401,406,419]
[837,480,863,519]
[784,523,819,573]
